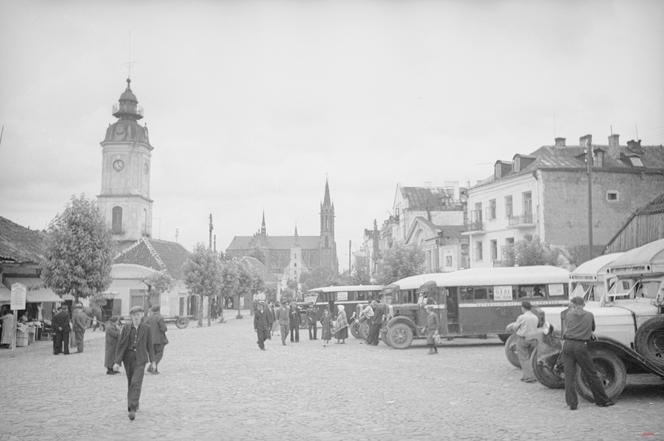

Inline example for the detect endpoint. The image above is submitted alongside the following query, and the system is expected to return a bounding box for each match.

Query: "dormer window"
[628,156,644,167]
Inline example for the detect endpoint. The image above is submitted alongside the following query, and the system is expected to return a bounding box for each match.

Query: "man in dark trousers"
[52,305,70,355]
[307,304,318,340]
[289,303,301,343]
[113,306,155,421]
[561,296,615,410]
[254,301,270,350]
[145,305,168,374]
[72,303,90,353]
[367,300,385,346]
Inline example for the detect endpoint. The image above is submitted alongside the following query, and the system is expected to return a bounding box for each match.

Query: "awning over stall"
[4,278,61,303]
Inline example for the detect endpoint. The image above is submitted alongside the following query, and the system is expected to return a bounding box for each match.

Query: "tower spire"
[323,178,331,206]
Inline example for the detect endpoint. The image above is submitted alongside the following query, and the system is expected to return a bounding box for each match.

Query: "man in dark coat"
[289,303,301,343]
[104,316,121,374]
[266,302,275,339]
[368,301,386,346]
[113,306,155,421]
[52,305,70,355]
[71,303,90,353]
[145,305,168,374]
[254,301,270,350]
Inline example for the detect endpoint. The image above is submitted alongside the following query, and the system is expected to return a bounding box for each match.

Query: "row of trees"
[39,195,265,326]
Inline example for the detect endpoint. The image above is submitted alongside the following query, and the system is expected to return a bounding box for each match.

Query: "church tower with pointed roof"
[320,179,338,272]
[97,78,153,242]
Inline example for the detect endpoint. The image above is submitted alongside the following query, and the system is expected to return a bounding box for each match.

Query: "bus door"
[444,287,459,334]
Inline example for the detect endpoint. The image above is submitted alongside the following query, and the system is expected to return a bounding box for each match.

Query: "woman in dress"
[1,308,16,348]
[334,305,348,344]
[320,308,332,346]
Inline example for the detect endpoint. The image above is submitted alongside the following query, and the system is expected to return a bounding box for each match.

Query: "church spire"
[261,211,266,236]
[323,178,331,206]
[294,224,299,245]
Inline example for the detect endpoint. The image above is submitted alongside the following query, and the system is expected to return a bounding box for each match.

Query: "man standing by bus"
[561,296,614,410]
[506,301,539,383]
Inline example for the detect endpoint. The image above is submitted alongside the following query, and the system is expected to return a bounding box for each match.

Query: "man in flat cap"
[145,305,168,374]
[72,303,90,353]
[113,306,155,420]
[561,296,614,410]
[254,301,270,351]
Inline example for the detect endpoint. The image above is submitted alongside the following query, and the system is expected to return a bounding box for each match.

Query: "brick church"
[225,180,339,289]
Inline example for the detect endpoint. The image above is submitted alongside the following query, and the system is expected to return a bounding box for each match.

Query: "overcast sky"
[1,0,663,271]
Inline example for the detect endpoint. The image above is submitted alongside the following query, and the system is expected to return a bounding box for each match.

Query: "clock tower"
[97,78,153,242]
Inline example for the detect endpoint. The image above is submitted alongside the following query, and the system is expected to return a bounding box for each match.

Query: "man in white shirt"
[506,301,539,383]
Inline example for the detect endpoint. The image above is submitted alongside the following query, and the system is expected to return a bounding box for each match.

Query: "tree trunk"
[198,295,204,327]
[236,294,242,319]
[207,296,211,327]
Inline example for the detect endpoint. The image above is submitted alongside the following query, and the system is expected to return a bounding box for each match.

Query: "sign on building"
[10,283,27,311]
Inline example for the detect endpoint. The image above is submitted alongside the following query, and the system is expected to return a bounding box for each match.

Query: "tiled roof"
[400,187,460,211]
[227,235,321,251]
[113,238,190,279]
[406,217,466,244]
[476,143,664,188]
[639,193,664,215]
[0,217,48,263]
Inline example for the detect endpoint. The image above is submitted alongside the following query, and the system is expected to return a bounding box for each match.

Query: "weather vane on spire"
[123,30,136,80]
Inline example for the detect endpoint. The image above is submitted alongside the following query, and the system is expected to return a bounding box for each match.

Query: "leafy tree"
[502,236,562,267]
[376,243,425,285]
[220,259,240,319]
[144,271,174,310]
[300,267,340,291]
[351,256,371,285]
[42,195,113,302]
[183,243,223,327]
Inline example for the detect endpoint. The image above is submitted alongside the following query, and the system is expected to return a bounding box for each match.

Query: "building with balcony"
[464,134,664,267]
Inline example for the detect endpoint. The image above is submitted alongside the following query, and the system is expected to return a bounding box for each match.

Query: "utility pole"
[208,214,213,250]
[348,240,352,277]
[585,135,594,260]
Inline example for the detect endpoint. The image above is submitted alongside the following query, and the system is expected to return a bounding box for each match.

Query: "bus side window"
[460,287,474,302]
[533,285,544,297]
[474,287,488,301]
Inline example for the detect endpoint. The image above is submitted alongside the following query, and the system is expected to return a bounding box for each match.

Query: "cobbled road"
[1,313,663,441]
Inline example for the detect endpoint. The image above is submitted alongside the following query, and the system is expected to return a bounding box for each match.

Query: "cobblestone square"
[1,315,663,441]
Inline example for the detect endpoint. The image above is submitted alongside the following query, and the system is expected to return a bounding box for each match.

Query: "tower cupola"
[112,78,144,121]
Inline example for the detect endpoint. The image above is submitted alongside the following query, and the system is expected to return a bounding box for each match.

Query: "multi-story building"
[404,218,467,272]
[464,134,664,267]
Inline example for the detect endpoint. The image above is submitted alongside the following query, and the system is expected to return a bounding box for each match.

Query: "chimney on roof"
[579,134,592,148]
[608,134,620,158]
[554,137,566,148]
[627,139,643,153]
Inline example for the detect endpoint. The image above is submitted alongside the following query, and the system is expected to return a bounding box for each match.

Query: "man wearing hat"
[506,301,539,383]
[561,296,614,410]
[253,301,270,350]
[113,306,155,421]
[72,303,90,353]
[145,305,168,374]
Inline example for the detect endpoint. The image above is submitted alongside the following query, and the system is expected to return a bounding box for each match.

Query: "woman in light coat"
[334,305,348,344]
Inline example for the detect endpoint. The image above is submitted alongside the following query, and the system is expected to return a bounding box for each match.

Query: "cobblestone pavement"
[1,313,663,441]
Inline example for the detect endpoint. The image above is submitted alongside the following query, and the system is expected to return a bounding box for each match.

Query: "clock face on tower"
[112,159,125,172]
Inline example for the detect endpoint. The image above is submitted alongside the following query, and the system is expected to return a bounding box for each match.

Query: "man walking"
[424,304,439,354]
[254,301,270,350]
[145,305,168,374]
[72,303,90,353]
[276,302,290,345]
[307,304,318,340]
[561,297,615,410]
[506,301,539,383]
[266,302,275,339]
[52,305,70,355]
[113,306,155,421]
[289,303,300,343]
[367,300,386,346]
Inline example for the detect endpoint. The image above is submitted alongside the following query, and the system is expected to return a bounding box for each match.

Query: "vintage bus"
[568,253,624,305]
[307,285,384,338]
[383,266,570,349]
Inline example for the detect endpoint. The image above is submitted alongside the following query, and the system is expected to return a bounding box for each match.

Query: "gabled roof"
[227,235,321,251]
[113,237,190,279]
[0,217,48,263]
[405,216,466,245]
[398,186,460,211]
[476,142,664,188]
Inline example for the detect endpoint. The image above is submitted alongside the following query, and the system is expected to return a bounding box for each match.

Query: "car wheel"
[530,347,564,389]
[386,323,413,349]
[350,322,361,339]
[504,334,521,369]
[635,316,664,368]
[175,317,189,329]
[575,349,627,402]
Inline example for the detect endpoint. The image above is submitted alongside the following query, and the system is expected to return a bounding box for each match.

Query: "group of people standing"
[51,303,92,355]
[253,300,352,350]
[104,305,169,421]
[507,298,616,411]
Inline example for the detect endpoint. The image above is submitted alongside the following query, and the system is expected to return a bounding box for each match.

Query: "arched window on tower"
[112,206,123,234]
